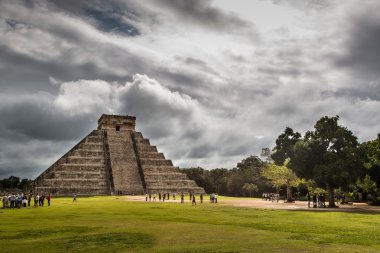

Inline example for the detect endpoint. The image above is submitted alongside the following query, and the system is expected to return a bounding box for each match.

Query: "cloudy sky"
[0,0,379,179]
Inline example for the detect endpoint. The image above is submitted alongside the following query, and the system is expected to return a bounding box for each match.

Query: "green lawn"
[1,196,380,253]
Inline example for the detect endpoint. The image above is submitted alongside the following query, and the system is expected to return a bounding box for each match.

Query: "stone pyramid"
[33,114,205,196]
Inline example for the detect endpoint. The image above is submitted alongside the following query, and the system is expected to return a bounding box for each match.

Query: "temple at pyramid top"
[97,114,136,131]
[33,114,205,196]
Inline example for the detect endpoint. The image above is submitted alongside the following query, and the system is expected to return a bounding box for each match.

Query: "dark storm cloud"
[49,0,142,36]
[336,11,380,79]
[155,0,259,39]
[0,44,132,93]
[84,7,140,36]
[47,0,89,14]
[187,144,215,158]
[333,3,380,101]
[0,95,94,141]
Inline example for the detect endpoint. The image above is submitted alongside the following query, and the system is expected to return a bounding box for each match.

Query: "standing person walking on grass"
[200,193,203,204]
[181,193,184,204]
[34,194,39,207]
[73,193,77,203]
[28,193,32,207]
[47,193,51,206]
[192,195,196,206]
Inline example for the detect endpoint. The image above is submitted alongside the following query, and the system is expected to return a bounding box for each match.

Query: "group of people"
[145,192,176,202]
[307,193,326,208]
[262,192,280,202]
[1,192,51,209]
[209,193,218,203]
[145,193,208,205]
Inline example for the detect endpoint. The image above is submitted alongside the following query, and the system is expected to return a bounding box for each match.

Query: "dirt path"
[124,195,380,213]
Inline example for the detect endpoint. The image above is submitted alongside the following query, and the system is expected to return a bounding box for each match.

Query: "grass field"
[1,196,380,253]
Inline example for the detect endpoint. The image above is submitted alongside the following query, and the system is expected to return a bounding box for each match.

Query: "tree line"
[180,155,273,197]
[0,176,32,192]
[183,115,380,207]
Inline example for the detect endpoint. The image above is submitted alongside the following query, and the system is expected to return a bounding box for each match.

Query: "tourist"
[17,194,22,208]
[145,193,148,202]
[159,193,161,202]
[22,195,27,207]
[192,195,196,206]
[73,193,77,203]
[181,193,184,204]
[200,193,203,204]
[9,194,15,208]
[28,193,32,207]
[313,194,317,208]
[40,194,45,206]
[215,194,218,203]
[34,193,39,207]
[162,195,165,202]
[2,194,8,208]
[153,193,156,202]
[47,193,51,206]
[149,193,151,202]
[307,193,311,208]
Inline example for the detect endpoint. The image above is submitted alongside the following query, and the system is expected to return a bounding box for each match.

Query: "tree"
[228,155,272,196]
[291,116,362,207]
[356,175,377,201]
[271,127,301,166]
[262,159,299,202]
[242,183,258,197]
[180,167,212,193]
[360,134,380,187]
[208,168,229,194]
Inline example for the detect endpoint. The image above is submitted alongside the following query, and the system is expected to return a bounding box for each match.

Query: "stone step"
[140,158,173,166]
[66,157,105,164]
[142,165,179,173]
[38,179,107,188]
[136,145,158,153]
[79,143,104,149]
[134,132,143,139]
[85,136,103,143]
[50,172,107,180]
[59,164,105,172]
[72,150,104,157]
[144,173,188,180]
[134,138,150,145]
[107,139,133,144]
[138,152,165,159]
